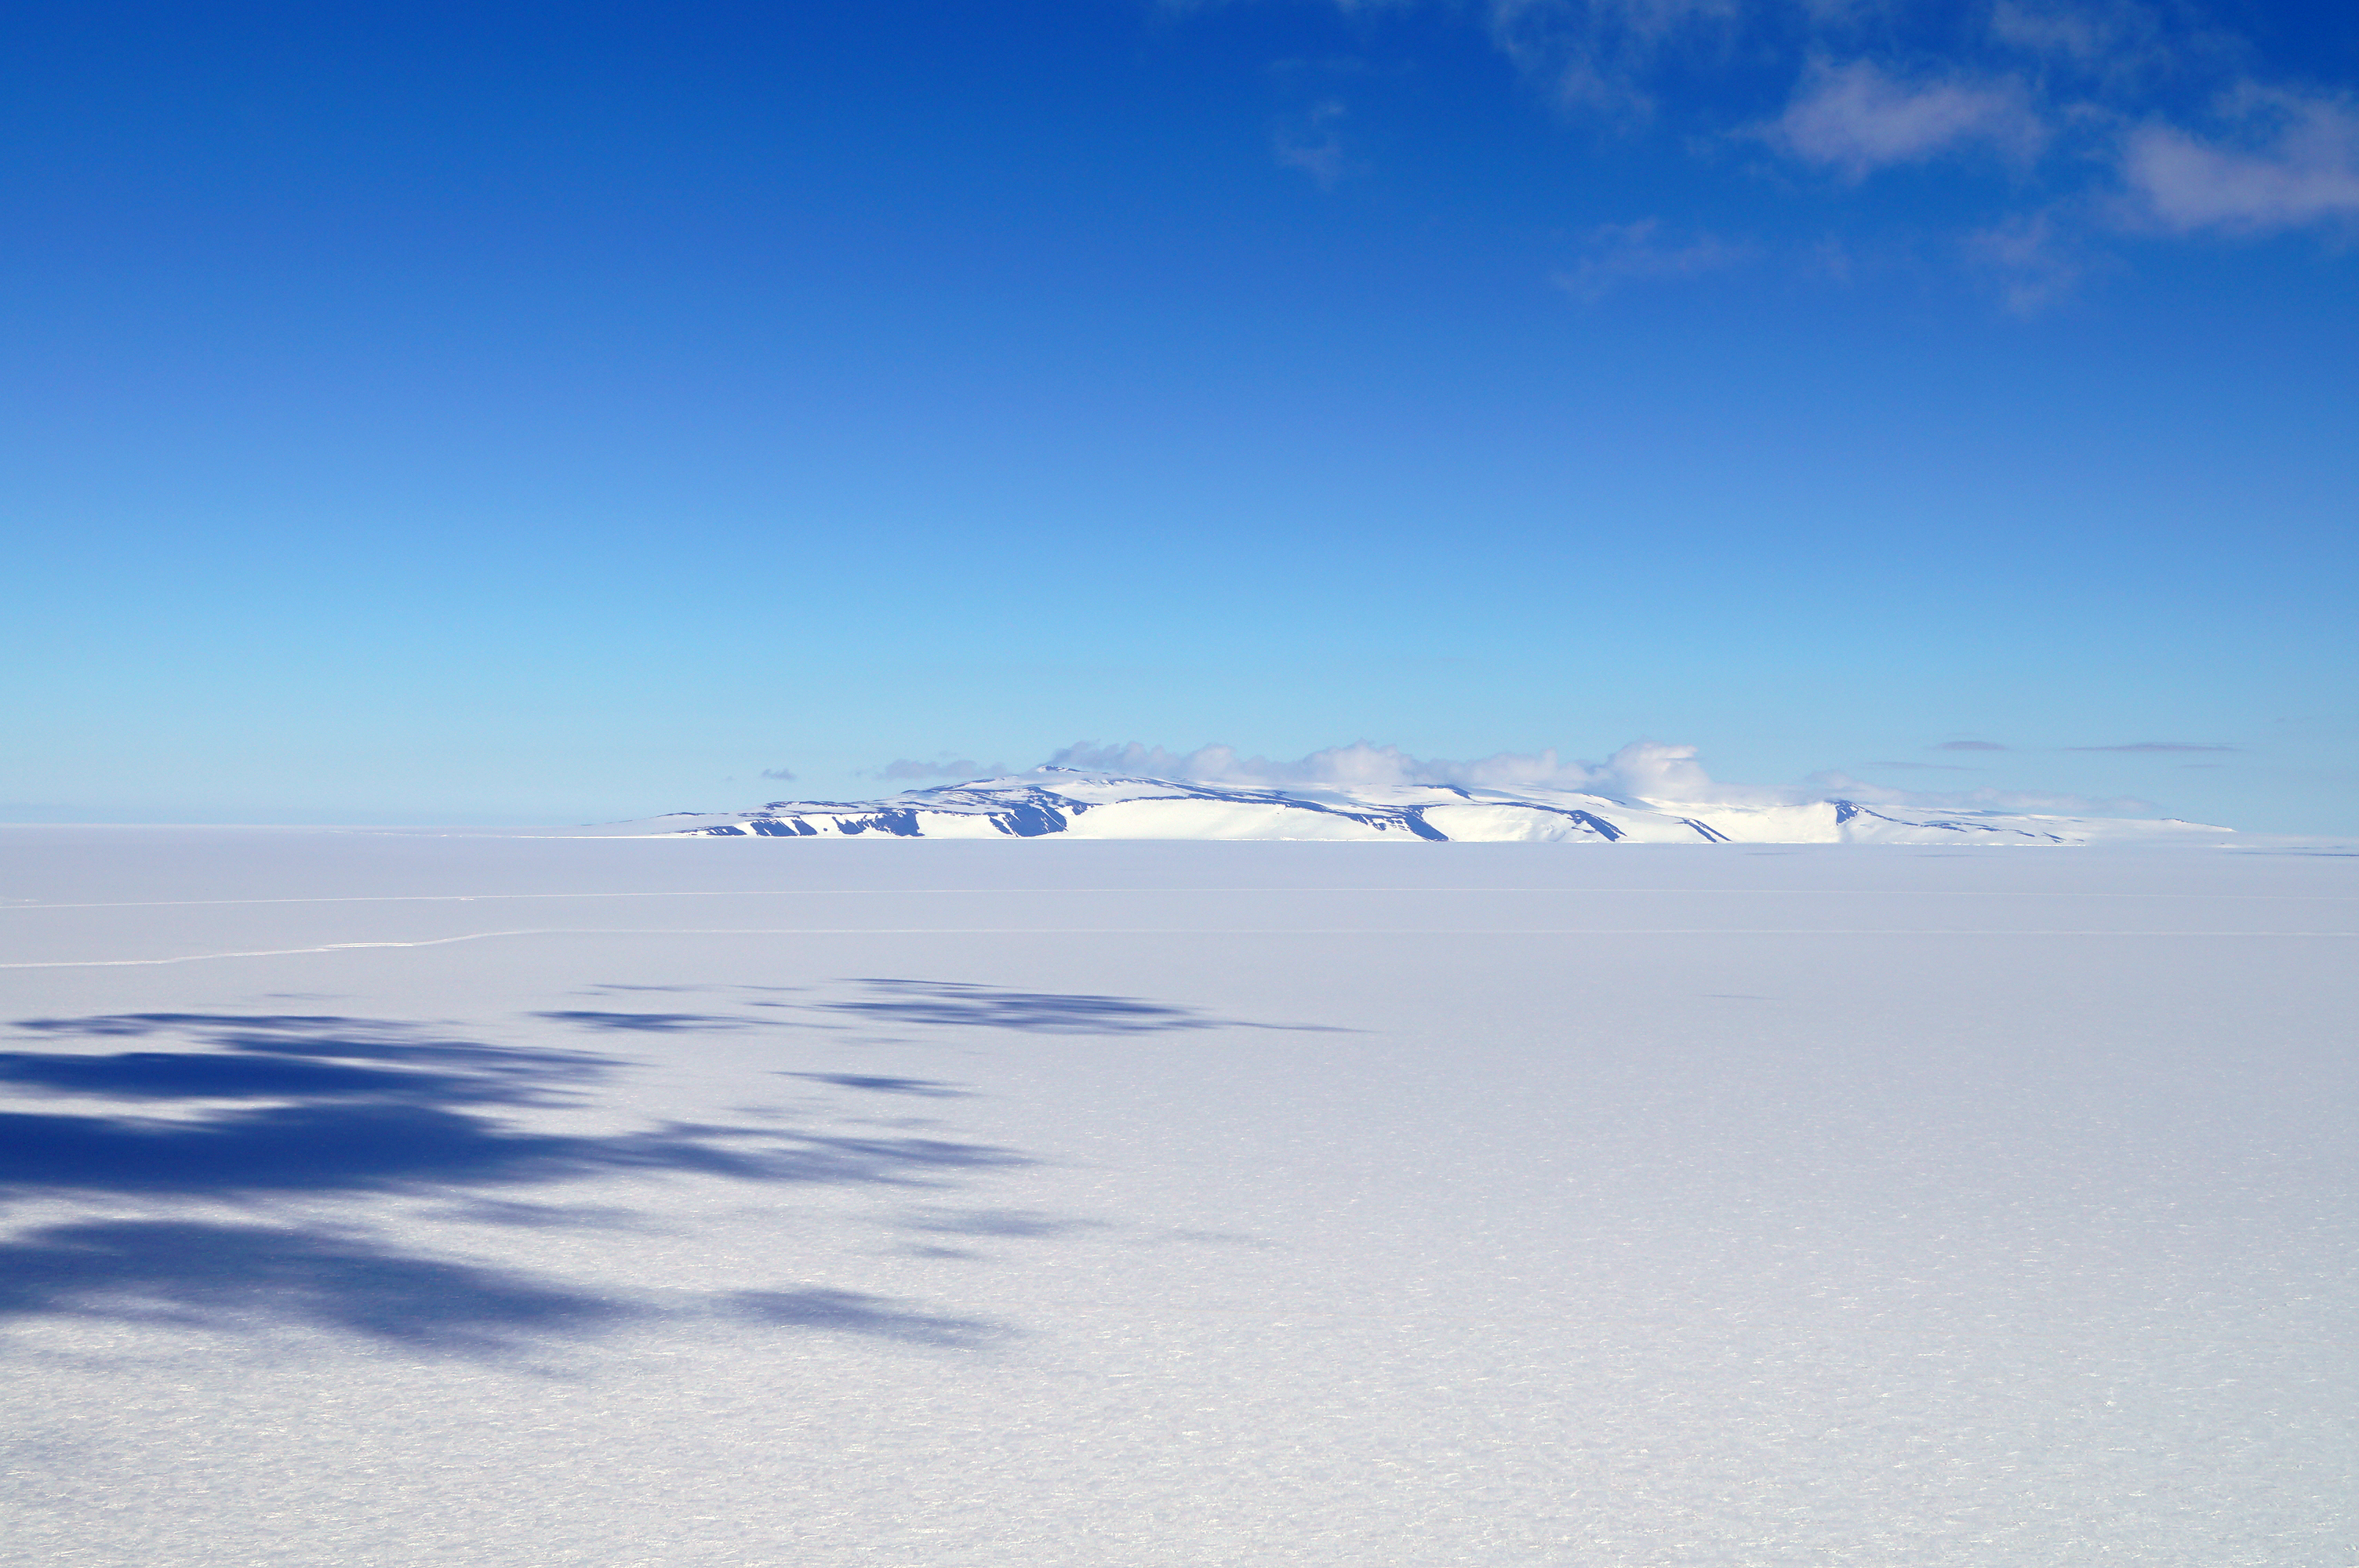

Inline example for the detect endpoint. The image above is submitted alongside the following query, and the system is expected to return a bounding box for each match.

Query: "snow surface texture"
[1,828,2353,1567]
[603,768,2234,846]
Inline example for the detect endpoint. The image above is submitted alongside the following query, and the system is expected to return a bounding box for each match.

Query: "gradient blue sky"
[5,1,2354,830]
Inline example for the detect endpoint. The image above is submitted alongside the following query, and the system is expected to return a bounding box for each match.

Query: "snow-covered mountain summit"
[590,769,2231,846]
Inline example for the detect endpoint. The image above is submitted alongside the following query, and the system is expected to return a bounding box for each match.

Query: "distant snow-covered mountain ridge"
[588,769,2231,846]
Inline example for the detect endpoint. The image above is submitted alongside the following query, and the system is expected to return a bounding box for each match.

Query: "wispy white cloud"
[758,767,798,782]
[1965,208,2092,314]
[1556,218,1750,299]
[1047,737,2172,815]
[1991,0,2251,98]
[1242,0,2357,295]
[1484,0,1745,120]
[2067,740,2237,753]
[1049,739,1604,791]
[1987,0,2120,64]
[1986,0,2183,74]
[1274,99,1353,186]
[874,757,1006,781]
[1590,741,1802,804]
[1052,739,1791,806]
[1806,771,2154,813]
[2119,88,2359,232]
[1768,59,2045,179]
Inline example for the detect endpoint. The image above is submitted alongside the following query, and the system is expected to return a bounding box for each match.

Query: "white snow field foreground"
[2,828,2353,1567]
[601,768,2237,846]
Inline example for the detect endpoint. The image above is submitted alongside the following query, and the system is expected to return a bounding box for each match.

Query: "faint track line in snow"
[5,927,2354,967]
[6,888,2355,911]
[0,930,570,966]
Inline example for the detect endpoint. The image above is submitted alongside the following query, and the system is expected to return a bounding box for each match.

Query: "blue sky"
[5,1,2354,830]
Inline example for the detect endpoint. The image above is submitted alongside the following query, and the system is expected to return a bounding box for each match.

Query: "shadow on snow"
[0,1015,1027,1356]
[725,1288,999,1347]
[780,1073,972,1097]
[0,1014,1023,1196]
[0,1218,1007,1356]
[0,985,1296,1358]
[0,1220,625,1353]
[529,1011,758,1033]
[824,978,1310,1035]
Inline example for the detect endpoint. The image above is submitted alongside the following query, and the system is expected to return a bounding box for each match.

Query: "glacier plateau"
[588,770,2231,846]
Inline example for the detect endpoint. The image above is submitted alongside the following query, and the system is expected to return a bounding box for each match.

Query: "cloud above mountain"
[878,757,1007,781]
[1050,740,1794,806]
[1804,771,2154,815]
[1045,739,2161,815]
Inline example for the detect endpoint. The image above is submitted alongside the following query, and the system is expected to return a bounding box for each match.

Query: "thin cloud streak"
[1053,737,1797,800]
[876,758,1007,782]
[2068,742,2238,753]
[1806,771,2156,815]
[1558,219,1751,300]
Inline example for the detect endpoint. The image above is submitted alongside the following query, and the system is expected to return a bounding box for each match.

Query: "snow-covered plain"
[2,826,2354,1566]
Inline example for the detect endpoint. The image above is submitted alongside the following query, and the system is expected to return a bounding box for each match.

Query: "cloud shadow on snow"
[0,1219,627,1353]
[0,1050,519,1102]
[0,1102,1025,1194]
[823,979,1347,1036]
[725,1288,1001,1346]
[0,1013,1031,1356]
[0,1014,1024,1197]
[529,1011,758,1033]
[536,979,1344,1040]
[900,1207,1099,1239]
[10,1013,608,1094]
[781,1073,972,1097]
[0,1218,1011,1356]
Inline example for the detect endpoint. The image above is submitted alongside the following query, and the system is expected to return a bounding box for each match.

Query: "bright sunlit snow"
[606,767,2234,846]
[3,826,2351,1566]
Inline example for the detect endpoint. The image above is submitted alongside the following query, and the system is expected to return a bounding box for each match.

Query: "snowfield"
[1,826,2352,1567]
[587,768,2237,847]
